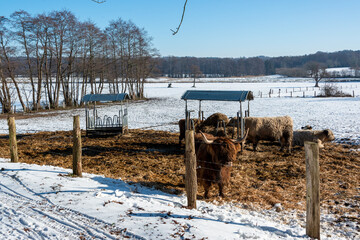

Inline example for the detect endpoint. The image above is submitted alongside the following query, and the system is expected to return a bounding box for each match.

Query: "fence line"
[257,85,359,98]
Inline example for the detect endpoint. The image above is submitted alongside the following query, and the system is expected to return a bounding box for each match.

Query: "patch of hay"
[0,129,358,219]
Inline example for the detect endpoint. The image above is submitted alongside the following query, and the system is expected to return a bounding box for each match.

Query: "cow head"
[323,129,335,141]
[199,129,248,165]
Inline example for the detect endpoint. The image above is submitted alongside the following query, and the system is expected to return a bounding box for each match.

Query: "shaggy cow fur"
[201,113,229,127]
[196,131,247,198]
[293,129,335,148]
[178,118,202,144]
[245,116,293,152]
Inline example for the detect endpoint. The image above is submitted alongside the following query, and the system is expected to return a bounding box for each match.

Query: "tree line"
[157,50,360,78]
[0,10,158,113]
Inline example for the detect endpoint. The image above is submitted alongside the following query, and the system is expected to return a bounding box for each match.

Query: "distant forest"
[157,50,360,78]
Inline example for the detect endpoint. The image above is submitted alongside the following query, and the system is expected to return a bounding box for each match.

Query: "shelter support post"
[93,102,96,127]
[240,102,244,138]
[85,103,88,131]
[237,112,240,139]
[185,100,188,130]
[120,103,123,126]
[198,100,202,121]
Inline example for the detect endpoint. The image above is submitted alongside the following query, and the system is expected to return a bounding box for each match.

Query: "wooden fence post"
[7,116,18,163]
[73,115,82,177]
[185,130,197,209]
[305,142,320,240]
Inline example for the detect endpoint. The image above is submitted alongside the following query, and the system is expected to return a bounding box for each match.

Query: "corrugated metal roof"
[181,90,251,102]
[82,93,129,103]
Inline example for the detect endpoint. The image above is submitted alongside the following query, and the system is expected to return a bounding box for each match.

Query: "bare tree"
[33,13,56,109]
[11,10,43,110]
[190,64,201,87]
[0,17,12,113]
[104,19,158,99]
[0,17,28,112]
[305,61,328,87]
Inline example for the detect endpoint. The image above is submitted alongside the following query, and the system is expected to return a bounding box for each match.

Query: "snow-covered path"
[0,169,141,240]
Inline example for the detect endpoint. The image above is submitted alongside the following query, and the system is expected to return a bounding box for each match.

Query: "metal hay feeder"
[82,93,129,136]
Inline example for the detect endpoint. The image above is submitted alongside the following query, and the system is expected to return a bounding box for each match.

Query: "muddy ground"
[0,129,359,220]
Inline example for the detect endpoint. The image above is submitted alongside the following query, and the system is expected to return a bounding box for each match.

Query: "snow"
[1,158,358,239]
[0,77,359,239]
[325,67,356,76]
[1,78,359,144]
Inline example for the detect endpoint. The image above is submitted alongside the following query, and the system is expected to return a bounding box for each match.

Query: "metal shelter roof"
[82,93,129,103]
[181,90,251,102]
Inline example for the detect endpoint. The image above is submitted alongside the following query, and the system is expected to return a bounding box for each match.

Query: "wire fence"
[257,84,359,98]
[3,116,278,190]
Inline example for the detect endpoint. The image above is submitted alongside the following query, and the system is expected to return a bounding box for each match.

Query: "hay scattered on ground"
[0,129,358,219]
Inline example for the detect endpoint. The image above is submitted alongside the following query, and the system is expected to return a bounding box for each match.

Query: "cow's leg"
[287,138,292,153]
[280,136,286,151]
[203,181,211,199]
[282,132,292,153]
[253,140,259,151]
[218,182,225,198]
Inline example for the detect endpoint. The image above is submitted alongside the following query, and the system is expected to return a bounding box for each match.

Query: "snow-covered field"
[1,158,358,240]
[1,77,359,144]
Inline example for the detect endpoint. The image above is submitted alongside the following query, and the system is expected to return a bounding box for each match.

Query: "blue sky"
[1,0,360,58]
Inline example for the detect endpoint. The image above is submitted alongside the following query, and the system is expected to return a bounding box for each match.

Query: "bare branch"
[171,0,188,35]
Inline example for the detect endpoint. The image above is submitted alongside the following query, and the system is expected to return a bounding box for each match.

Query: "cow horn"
[200,131,214,144]
[233,128,249,143]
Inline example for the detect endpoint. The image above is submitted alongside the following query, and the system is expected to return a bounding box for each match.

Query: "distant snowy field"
[0,76,359,144]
